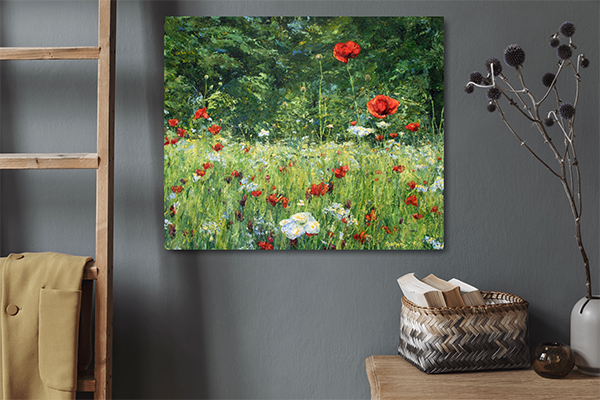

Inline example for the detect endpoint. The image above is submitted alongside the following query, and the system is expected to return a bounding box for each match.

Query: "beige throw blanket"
[0,252,91,400]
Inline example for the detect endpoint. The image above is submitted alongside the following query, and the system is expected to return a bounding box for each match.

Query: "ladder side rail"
[95,0,116,399]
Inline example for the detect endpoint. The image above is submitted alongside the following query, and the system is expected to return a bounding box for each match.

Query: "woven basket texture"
[398,291,530,374]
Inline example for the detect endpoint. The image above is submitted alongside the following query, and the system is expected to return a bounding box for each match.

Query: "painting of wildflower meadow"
[164,17,444,250]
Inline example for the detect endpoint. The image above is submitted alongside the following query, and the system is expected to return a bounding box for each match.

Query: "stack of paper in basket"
[397,273,486,307]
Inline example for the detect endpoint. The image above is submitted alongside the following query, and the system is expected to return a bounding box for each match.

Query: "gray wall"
[1,1,598,399]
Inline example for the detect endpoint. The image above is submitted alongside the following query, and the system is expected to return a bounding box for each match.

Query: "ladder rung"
[77,369,96,392]
[0,153,99,170]
[0,47,100,60]
[84,261,98,281]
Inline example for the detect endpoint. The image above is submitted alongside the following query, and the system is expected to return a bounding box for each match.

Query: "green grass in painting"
[164,124,444,250]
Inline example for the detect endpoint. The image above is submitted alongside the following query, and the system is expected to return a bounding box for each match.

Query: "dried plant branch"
[465,22,593,299]
[494,102,561,179]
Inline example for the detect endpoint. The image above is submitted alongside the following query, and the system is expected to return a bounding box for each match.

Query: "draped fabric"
[0,252,91,400]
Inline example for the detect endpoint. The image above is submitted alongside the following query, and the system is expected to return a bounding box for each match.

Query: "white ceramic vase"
[570,296,600,376]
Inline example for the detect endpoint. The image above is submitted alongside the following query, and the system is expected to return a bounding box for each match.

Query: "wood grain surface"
[366,355,600,400]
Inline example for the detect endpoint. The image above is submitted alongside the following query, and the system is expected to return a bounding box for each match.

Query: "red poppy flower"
[169,205,177,216]
[176,128,187,137]
[202,162,213,170]
[367,95,399,119]
[164,137,179,146]
[390,133,398,139]
[405,122,420,132]
[257,241,273,250]
[333,41,361,64]
[244,147,250,153]
[333,165,349,179]
[196,169,205,177]
[365,209,376,222]
[281,197,289,208]
[212,143,223,152]
[375,170,382,174]
[305,233,317,237]
[412,213,424,220]
[194,107,209,120]
[279,166,286,173]
[375,134,384,141]
[208,125,221,135]
[404,194,418,207]
[408,181,416,189]
[168,119,179,127]
[171,186,183,194]
[350,120,358,126]
[266,194,279,206]
[392,165,404,173]
[431,206,439,213]
[251,190,262,197]
[382,226,392,234]
[310,182,329,197]
[353,231,367,243]
[232,170,240,178]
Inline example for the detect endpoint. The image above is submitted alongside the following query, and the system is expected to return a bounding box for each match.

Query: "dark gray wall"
[1,1,598,399]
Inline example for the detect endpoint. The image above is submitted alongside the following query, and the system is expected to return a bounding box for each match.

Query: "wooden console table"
[366,356,600,400]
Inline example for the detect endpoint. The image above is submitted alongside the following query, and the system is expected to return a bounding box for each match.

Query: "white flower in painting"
[322,203,358,225]
[279,212,320,239]
[430,177,444,192]
[376,121,390,128]
[347,126,374,138]
[280,222,305,240]
[304,219,320,235]
[290,212,311,224]
[424,236,444,250]
[258,129,270,137]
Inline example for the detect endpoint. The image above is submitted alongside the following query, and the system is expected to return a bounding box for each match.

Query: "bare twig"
[494,101,561,179]
[467,32,593,299]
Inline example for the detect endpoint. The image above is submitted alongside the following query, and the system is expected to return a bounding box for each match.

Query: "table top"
[365,356,600,400]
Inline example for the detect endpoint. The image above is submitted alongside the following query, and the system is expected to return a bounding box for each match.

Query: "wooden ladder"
[0,0,115,398]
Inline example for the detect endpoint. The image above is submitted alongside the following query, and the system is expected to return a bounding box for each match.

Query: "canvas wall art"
[164,16,444,250]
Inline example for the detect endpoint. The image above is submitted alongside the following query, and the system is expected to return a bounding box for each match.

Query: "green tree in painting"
[164,17,443,142]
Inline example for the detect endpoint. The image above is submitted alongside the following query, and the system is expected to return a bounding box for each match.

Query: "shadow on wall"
[112,1,210,399]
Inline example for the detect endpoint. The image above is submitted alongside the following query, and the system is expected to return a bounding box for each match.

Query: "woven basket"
[398,291,530,374]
